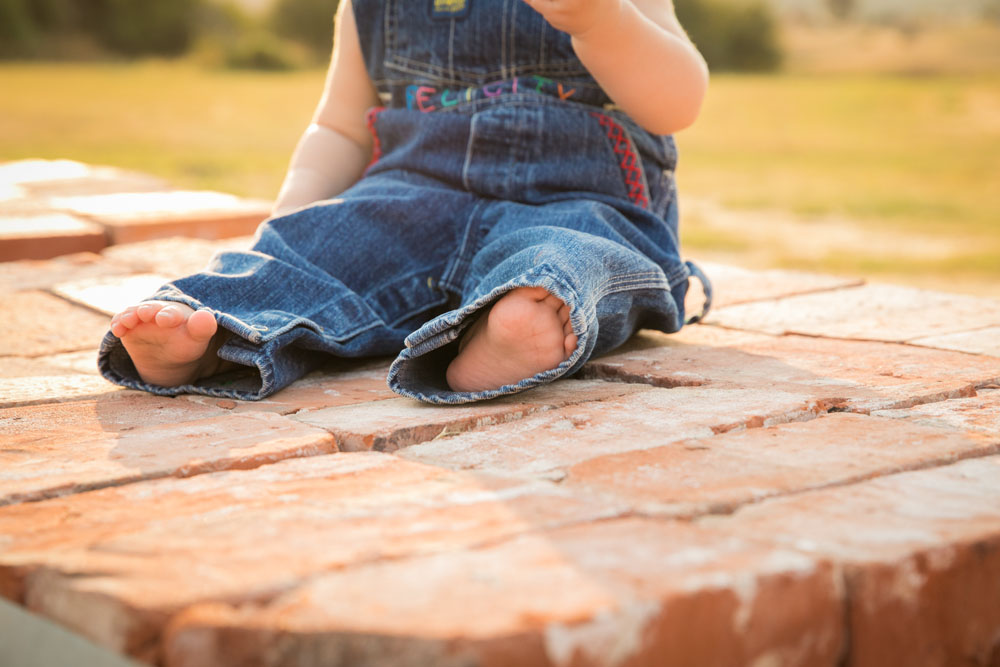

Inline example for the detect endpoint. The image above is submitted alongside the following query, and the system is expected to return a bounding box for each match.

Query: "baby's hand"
[521,0,623,38]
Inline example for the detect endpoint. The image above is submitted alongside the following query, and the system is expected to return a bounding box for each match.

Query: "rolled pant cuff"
[386,269,591,405]
[96,289,282,401]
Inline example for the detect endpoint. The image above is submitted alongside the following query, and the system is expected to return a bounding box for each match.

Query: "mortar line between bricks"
[903,340,1000,358]
[2,346,101,360]
[1,427,340,508]
[320,385,659,453]
[707,279,867,309]
[1,388,647,507]
[910,322,1000,337]
[43,287,118,319]
[703,323,1000,357]
[664,443,1000,524]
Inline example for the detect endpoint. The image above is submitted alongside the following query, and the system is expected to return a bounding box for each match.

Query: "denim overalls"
[97,0,712,404]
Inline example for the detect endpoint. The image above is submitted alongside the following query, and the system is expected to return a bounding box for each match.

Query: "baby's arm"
[272,1,379,216]
[522,0,708,135]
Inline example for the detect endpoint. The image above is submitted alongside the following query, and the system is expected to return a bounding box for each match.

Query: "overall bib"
[97,0,712,404]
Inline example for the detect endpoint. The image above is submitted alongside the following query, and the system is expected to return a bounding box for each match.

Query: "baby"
[100,0,711,404]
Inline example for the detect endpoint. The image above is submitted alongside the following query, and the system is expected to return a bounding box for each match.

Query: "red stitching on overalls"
[591,112,649,209]
[365,106,386,169]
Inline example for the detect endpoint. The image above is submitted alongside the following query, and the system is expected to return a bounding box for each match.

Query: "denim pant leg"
[387,199,692,404]
[98,173,475,400]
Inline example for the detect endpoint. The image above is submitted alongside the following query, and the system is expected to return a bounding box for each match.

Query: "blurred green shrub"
[0,0,39,55]
[0,0,205,58]
[675,0,783,71]
[29,0,81,30]
[91,0,203,56]
[223,31,306,70]
[269,0,339,58]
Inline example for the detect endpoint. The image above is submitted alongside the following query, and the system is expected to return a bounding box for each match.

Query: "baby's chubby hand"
[520,0,624,38]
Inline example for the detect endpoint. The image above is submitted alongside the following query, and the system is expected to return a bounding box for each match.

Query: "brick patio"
[1,160,999,666]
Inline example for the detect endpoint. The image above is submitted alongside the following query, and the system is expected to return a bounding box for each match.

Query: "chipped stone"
[872,389,1000,444]
[699,456,1000,667]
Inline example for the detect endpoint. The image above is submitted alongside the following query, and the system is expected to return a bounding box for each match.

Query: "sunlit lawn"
[1,61,997,294]
[0,61,319,198]
[674,72,1000,294]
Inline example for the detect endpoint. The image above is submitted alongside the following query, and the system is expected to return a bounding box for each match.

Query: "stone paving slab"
[3,164,1000,666]
[581,326,1000,412]
[0,160,168,198]
[0,373,122,410]
[51,273,174,316]
[99,236,254,277]
[0,291,110,357]
[399,385,835,478]
[695,260,864,308]
[1,352,115,409]
[181,359,397,414]
[0,453,621,661]
[697,455,1000,667]
[0,252,129,295]
[0,394,335,505]
[871,388,1000,443]
[709,283,1000,342]
[912,326,1000,357]
[51,191,271,245]
[2,351,101,378]
[562,412,998,518]
[0,213,108,262]
[291,379,655,452]
[161,517,842,667]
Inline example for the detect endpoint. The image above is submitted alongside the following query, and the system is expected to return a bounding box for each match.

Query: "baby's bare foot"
[110,301,230,387]
[446,286,578,393]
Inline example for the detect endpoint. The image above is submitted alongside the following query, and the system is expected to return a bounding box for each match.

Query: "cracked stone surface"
[2,161,999,667]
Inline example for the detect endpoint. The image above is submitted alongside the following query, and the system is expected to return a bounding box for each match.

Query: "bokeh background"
[1,0,998,295]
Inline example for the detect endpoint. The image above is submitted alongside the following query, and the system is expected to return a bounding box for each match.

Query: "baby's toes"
[114,307,140,330]
[154,304,186,328]
[135,302,165,323]
[519,286,551,301]
[185,309,218,341]
[557,303,571,323]
[564,332,578,358]
[541,292,566,310]
[562,316,574,337]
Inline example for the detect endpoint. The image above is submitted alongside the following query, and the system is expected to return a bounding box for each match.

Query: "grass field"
[1,60,997,295]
